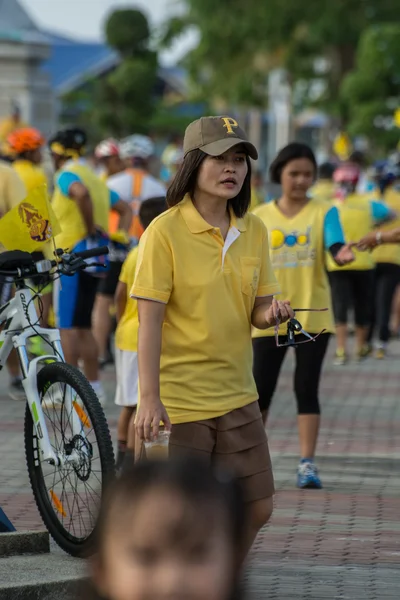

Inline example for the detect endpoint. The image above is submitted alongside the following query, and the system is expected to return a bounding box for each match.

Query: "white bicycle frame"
[0,286,88,467]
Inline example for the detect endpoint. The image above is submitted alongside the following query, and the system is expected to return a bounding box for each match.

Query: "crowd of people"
[1,115,400,597]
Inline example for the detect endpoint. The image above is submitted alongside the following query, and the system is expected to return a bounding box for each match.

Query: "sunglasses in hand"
[275,308,328,348]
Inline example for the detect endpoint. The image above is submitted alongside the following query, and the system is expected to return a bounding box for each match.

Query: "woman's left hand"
[335,243,355,266]
[265,299,294,327]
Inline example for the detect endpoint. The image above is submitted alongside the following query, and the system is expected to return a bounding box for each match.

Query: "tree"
[161,0,399,117]
[74,8,158,138]
[340,24,400,151]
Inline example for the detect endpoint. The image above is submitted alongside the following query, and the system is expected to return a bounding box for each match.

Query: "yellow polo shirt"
[115,247,139,353]
[373,188,400,266]
[131,195,280,424]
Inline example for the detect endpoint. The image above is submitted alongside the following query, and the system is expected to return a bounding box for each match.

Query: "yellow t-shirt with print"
[253,199,335,336]
[326,194,375,272]
[115,247,139,353]
[131,195,280,425]
[12,160,48,193]
[51,162,110,251]
[373,188,400,266]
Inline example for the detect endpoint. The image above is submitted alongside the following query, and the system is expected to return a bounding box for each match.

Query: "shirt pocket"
[240,257,261,297]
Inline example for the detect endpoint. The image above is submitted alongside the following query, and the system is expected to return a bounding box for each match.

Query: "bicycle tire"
[24,362,115,557]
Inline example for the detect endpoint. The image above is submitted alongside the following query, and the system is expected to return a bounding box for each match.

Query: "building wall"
[0,40,56,135]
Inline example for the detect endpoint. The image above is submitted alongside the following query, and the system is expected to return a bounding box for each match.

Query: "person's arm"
[324,206,354,266]
[357,228,400,250]
[115,281,127,323]
[109,190,133,233]
[135,299,171,441]
[370,200,395,227]
[130,226,173,441]
[57,172,95,235]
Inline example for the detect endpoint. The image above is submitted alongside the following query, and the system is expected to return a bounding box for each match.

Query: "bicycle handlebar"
[0,246,110,279]
[73,246,109,261]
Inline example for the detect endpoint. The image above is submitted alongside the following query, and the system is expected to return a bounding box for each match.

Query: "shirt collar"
[63,157,87,170]
[179,195,247,233]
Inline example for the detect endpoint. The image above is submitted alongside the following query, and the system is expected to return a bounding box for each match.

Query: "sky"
[19,0,196,65]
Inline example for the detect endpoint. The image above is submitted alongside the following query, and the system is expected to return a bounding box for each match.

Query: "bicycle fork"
[14,333,89,468]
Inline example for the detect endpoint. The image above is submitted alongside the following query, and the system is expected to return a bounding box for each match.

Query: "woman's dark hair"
[83,457,246,600]
[166,149,252,218]
[139,196,167,229]
[269,142,317,184]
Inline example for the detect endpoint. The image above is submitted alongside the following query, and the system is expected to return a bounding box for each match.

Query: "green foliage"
[105,9,150,57]
[161,0,399,115]
[340,24,400,150]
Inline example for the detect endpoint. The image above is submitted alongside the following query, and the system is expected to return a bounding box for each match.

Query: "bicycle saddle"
[0,250,34,270]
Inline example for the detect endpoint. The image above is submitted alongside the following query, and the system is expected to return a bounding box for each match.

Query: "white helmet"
[94,138,120,158]
[119,135,154,160]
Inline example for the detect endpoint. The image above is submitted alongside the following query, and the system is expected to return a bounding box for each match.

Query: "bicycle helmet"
[333,163,361,186]
[7,128,45,154]
[119,135,154,160]
[49,128,87,158]
[371,160,399,192]
[94,138,120,159]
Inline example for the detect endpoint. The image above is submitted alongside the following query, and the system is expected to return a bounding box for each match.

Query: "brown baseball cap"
[183,116,258,160]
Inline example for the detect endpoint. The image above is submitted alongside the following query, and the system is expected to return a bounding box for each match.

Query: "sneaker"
[334,349,347,366]
[9,379,26,401]
[95,385,107,407]
[355,344,372,362]
[297,461,322,489]
[376,347,386,360]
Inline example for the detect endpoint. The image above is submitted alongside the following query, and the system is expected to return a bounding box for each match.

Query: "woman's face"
[195,146,248,201]
[94,488,235,600]
[280,157,315,200]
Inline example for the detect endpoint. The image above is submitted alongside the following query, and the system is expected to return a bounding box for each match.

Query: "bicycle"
[0,245,115,557]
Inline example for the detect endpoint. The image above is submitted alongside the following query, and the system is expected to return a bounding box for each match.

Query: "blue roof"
[41,32,118,93]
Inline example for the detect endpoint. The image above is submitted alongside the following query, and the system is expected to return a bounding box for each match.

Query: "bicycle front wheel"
[24,362,115,557]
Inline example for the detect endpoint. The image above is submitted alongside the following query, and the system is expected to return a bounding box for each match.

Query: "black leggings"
[253,333,331,415]
[368,263,400,343]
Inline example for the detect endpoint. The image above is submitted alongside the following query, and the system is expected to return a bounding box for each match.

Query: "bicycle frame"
[0,286,87,467]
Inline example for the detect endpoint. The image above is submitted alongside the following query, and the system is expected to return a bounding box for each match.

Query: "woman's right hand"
[135,396,172,442]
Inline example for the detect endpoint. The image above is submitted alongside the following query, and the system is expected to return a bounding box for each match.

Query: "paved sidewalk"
[0,340,400,598]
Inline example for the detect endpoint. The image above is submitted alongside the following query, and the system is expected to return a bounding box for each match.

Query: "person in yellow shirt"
[328,164,393,365]
[47,127,132,406]
[132,116,293,559]
[253,142,354,490]
[114,196,167,471]
[361,162,400,358]
[310,161,336,201]
[7,127,52,352]
[0,103,28,158]
[0,160,27,400]
[7,128,48,191]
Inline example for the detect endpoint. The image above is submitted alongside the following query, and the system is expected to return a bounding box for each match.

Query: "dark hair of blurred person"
[83,457,246,600]
[139,196,168,230]
[318,162,335,181]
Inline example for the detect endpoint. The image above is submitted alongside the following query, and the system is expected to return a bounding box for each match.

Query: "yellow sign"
[0,184,61,252]
[394,108,400,128]
[333,133,351,160]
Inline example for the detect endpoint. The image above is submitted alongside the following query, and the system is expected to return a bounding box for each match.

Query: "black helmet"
[49,127,87,157]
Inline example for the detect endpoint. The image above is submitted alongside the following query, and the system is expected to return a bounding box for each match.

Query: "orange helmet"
[7,128,45,154]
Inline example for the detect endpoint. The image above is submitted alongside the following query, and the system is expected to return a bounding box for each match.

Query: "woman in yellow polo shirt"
[132,116,293,558]
[253,142,354,490]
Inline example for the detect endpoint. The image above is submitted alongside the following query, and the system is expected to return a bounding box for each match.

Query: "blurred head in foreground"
[87,457,246,600]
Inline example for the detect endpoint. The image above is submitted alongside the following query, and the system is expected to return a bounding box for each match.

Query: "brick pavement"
[0,339,399,598]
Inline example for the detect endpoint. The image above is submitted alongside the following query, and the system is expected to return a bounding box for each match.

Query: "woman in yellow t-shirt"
[132,116,293,559]
[253,142,354,490]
